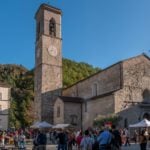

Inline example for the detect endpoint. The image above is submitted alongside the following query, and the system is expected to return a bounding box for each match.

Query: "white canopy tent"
[38,121,53,128]
[30,121,41,128]
[52,124,70,129]
[129,119,150,128]
[30,121,53,128]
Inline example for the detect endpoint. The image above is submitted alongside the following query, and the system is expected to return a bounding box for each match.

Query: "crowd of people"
[51,125,122,150]
[31,126,120,150]
[0,128,31,149]
[31,125,150,150]
[0,125,149,150]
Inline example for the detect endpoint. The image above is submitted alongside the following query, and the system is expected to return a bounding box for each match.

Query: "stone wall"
[123,55,150,89]
[64,102,82,130]
[44,9,61,38]
[34,66,42,121]
[41,63,62,93]
[62,55,150,129]
[34,4,62,123]
[114,55,150,126]
[41,90,61,123]
[63,63,122,99]
[35,4,61,39]
[53,98,64,124]
[82,94,115,129]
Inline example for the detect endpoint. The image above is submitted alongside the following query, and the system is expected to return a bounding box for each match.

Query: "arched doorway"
[142,89,150,103]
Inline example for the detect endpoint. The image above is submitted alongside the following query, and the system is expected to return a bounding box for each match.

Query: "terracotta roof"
[59,96,83,103]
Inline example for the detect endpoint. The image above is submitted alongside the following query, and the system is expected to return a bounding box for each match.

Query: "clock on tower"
[34,4,62,123]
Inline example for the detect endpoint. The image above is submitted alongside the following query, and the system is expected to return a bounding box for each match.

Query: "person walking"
[124,128,130,146]
[14,131,19,147]
[1,131,5,147]
[36,130,47,150]
[80,130,93,150]
[76,131,83,150]
[97,126,112,150]
[133,130,138,144]
[32,130,40,150]
[18,130,26,149]
[111,125,122,150]
[139,130,147,150]
[57,129,68,150]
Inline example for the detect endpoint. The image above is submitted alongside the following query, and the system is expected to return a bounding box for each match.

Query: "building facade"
[34,4,150,129]
[0,82,11,130]
[62,54,150,129]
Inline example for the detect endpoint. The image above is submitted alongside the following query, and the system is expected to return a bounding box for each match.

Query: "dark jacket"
[57,132,67,145]
[37,133,47,145]
[111,130,122,148]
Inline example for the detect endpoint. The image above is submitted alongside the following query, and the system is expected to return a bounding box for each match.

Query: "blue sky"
[0,0,150,69]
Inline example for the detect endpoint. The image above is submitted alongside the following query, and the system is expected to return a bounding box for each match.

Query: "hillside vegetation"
[63,58,100,88]
[0,59,100,128]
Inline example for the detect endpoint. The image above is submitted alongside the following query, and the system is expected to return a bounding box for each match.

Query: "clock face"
[48,45,58,57]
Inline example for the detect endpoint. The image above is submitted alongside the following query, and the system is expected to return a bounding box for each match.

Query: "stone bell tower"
[34,4,62,123]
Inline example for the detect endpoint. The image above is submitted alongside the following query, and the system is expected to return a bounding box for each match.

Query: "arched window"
[57,106,60,118]
[70,114,78,125]
[142,89,150,103]
[92,83,98,96]
[124,118,128,128]
[36,21,40,40]
[49,18,56,37]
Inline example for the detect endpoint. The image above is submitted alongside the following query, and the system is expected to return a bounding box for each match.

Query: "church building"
[34,4,150,129]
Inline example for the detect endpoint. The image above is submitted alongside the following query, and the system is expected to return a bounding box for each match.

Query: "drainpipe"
[81,102,83,131]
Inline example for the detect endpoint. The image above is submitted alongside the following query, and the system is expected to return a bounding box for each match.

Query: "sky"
[0,0,150,70]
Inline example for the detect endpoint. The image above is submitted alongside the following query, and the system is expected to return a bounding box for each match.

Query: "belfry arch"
[49,18,56,37]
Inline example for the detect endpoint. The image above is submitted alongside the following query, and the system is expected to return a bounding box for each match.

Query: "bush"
[93,114,122,128]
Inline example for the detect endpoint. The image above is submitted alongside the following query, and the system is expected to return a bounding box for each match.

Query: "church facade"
[34,4,150,129]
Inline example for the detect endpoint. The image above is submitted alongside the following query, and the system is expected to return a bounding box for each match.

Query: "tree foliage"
[0,59,100,128]
[63,58,100,88]
[0,64,34,128]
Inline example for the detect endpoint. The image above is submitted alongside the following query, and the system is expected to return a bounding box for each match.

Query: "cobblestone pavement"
[40,144,150,150]
[2,144,57,150]
[3,143,150,150]
[121,144,140,150]
[122,143,150,150]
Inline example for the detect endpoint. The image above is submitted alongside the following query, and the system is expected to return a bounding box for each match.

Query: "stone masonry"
[34,3,150,129]
[34,4,62,123]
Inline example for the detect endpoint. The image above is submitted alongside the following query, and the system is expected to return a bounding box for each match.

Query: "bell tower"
[34,4,62,123]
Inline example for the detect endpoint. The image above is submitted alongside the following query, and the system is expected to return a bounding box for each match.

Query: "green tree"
[0,58,100,128]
